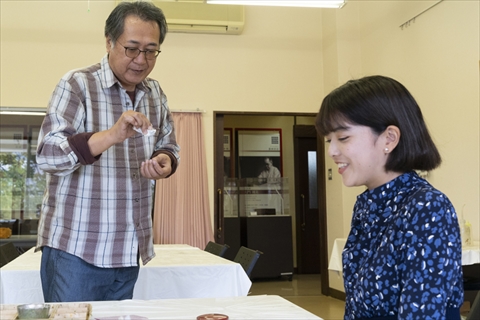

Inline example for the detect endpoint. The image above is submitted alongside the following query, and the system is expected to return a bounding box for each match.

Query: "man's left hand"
[141,153,172,180]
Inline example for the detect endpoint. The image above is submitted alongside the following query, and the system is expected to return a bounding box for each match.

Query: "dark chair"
[467,291,480,320]
[20,219,39,235]
[204,241,229,257]
[0,242,20,268]
[463,263,480,313]
[233,246,262,277]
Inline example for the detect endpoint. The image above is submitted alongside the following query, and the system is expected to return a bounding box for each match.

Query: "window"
[0,109,46,233]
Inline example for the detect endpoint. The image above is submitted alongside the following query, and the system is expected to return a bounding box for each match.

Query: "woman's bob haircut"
[315,75,441,172]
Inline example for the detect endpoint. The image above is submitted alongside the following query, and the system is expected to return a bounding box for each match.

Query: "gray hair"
[105,1,168,45]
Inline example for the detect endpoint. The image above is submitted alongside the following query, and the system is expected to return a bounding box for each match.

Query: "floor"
[250,274,476,320]
[249,274,345,320]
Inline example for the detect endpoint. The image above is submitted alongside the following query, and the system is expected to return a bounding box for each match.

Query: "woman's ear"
[384,125,401,152]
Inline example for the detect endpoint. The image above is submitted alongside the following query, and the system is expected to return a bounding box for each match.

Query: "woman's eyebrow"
[331,125,350,133]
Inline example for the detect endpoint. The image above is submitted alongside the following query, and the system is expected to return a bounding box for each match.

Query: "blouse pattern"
[343,171,463,319]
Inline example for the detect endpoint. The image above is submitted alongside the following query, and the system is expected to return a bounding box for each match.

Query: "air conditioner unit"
[152,1,245,35]
[238,130,281,157]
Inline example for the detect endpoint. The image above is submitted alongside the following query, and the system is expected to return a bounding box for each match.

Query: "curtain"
[153,112,214,248]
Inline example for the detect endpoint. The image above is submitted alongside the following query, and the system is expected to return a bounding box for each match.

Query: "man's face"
[106,15,160,92]
[265,159,272,170]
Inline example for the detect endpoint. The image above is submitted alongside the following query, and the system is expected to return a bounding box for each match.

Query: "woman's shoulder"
[402,176,452,207]
[396,177,457,230]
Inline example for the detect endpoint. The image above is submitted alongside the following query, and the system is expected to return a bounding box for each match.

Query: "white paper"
[134,126,156,137]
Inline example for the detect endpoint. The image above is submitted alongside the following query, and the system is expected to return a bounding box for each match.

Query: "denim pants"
[40,246,140,302]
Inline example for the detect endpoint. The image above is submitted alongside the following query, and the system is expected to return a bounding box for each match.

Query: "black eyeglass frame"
[118,42,161,60]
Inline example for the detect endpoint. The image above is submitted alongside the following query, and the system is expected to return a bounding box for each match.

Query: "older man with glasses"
[36,1,180,302]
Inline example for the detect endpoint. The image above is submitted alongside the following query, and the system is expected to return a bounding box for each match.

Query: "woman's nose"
[328,142,339,158]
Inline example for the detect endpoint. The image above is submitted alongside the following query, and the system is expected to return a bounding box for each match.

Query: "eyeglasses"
[118,42,161,60]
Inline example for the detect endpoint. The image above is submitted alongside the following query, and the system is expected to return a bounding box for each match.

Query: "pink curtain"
[153,112,214,248]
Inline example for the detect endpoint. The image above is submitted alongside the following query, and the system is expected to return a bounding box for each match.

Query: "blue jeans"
[40,246,140,302]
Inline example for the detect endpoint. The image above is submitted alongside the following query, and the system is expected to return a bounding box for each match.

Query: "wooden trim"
[317,134,329,295]
[214,113,225,243]
[328,288,346,301]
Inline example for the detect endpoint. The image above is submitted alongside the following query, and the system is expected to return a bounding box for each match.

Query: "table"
[0,295,322,319]
[0,244,252,304]
[327,238,346,273]
[88,295,322,319]
[462,241,480,266]
[133,244,251,299]
[0,235,37,253]
[328,238,480,272]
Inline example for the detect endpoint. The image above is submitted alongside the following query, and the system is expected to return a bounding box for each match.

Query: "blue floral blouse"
[343,171,464,320]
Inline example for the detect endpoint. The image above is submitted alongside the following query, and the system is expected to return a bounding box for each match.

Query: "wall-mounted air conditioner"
[238,130,281,157]
[152,0,245,35]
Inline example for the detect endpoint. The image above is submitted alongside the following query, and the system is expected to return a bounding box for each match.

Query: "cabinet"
[227,215,293,280]
[223,178,293,279]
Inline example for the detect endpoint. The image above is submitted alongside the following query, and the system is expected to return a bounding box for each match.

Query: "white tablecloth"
[327,238,346,272]
[89,295,322,319]
[0,244,251,304]
[462,241,480,265]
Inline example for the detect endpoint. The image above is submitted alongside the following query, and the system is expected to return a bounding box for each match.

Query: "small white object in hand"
[134,126,156,137]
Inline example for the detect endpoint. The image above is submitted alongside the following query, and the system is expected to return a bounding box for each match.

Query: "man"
[35,1,180,302]
[258,157,281,180]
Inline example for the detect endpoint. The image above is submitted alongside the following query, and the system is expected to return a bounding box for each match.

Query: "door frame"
[214,111,329,295]
[293,125,324,275]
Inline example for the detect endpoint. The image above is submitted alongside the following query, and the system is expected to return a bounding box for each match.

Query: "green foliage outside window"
[0,150,45,220]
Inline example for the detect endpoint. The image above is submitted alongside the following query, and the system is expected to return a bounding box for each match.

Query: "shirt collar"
[354,171,425,223]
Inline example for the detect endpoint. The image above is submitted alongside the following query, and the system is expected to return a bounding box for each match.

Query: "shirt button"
[135,198,139,202]
[133,173,137,179]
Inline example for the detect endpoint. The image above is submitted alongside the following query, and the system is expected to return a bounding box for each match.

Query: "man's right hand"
[109,110,152,144]
[87,111,152,157]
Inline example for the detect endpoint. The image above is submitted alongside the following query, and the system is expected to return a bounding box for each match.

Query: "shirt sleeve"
[68,132,101,165]
[36,76,92,175]
[398,189,463,319]
[152,94,180,177]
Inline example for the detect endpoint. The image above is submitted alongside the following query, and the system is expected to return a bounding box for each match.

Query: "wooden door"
[294,125,321,274]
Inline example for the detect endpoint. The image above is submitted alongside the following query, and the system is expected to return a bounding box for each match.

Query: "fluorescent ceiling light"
[206,0,346,8]
[0,111,46,116]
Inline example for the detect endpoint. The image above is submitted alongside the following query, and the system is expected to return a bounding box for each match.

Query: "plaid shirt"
[36,54,180,268]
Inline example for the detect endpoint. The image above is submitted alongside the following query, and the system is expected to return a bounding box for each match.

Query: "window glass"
[0,110,45,234]
[308,151,318,209]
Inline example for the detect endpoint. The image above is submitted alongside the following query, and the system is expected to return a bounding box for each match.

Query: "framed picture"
[235,128,282,179]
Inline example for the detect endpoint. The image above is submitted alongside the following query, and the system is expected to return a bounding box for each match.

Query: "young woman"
[316,75,463,319]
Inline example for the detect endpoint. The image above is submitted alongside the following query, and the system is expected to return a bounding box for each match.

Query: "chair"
[466,291,480,320]
[204,241,229,257]
[20,219,39,235]
[0,242,20,268]
[463,263,480,316]
[233,246,262,277]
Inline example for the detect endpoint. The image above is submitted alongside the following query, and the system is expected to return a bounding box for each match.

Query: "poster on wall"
[236,129,282,181]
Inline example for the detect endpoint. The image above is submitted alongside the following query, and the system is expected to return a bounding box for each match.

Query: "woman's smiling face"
[326,123,398,190]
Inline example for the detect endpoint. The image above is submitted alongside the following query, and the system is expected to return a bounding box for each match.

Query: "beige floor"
[249,274,345,320]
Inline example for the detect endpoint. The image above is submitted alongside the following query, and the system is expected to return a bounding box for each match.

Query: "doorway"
[214,112,329,294]
[294,125,321,274]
